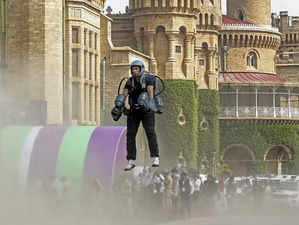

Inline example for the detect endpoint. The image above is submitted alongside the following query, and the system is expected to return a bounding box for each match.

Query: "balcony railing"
[220,106,299,118]
[221,24,280,34]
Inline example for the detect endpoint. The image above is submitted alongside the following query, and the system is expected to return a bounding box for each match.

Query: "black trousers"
[126,110,159,161]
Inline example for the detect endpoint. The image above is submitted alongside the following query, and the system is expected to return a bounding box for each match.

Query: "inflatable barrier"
[0,126,127,189]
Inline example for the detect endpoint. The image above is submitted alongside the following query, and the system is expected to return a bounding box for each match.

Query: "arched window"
[179,26,187,34]
[199,14,203,25]
[205,13,209,26]
[247,52,258,68]
[156,26,166,33]
[202,42,208,50]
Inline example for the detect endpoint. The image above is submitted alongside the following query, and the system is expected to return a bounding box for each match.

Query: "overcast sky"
[105,0,299,16]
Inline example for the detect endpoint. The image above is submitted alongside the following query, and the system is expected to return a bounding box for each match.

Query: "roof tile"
[220,72,285,84]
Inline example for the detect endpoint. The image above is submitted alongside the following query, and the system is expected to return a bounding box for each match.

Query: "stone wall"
[277,65,299,82]
[227,47,277,74]
[110,15,136,48]
[275,11,299,83]
[227,0,271,25]
[44,0,63,124]
[6,0,63,125]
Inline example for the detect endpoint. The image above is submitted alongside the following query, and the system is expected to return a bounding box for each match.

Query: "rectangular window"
[84,51,87,78]
[95,55,97,81]
[89,31,92,48]
[199,59,205,66]
[72,49,79,77]
[94,33,97,49]
[175,45,181,53]
[84,29,87,46]
[72,27,79,43]
[72,83,79,120]
[84,85,87,121]
[89,53,92,80]
[89,87,92,121]
[95,87,98,122]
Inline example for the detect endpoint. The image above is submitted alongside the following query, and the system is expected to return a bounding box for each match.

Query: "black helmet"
[130,60,145,78]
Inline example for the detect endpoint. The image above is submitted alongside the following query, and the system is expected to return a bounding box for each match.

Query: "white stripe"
[19,126,43,188]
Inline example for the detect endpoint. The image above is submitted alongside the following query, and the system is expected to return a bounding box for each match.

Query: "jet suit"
[124,74,159,162]
[111,59,163,170]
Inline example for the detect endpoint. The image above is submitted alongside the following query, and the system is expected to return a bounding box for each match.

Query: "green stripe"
[56,126,96,182]
[0,126,33,173]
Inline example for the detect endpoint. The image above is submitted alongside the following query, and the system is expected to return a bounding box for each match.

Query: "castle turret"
[279,11,289,33]
[129,0,221,85]
[221,0,281,75]
[227,0,271,25]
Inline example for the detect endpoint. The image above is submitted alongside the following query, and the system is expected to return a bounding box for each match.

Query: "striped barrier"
[0,126,127,189]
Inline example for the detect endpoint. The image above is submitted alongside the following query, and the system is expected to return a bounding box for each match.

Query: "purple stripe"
[83,126,127,188]
[112,129,127,177]
[27,126,68,181]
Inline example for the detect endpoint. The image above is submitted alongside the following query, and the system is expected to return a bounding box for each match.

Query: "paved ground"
[161,215,299,225]
[159,208,299,225]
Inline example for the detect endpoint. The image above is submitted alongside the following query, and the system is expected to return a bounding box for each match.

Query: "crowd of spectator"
[3,167,294,225]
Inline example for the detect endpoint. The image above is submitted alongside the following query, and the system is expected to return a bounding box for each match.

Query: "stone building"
[0,0,107,126]
[218,1,299,176]
[64,0,103,125]
[110,0,221,90]
[272,11,299,82]
[107,0,299,175]
[3,0,65,125]
[2,0,299,175]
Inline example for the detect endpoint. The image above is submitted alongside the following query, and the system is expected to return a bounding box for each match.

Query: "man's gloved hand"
[137,92,163,113]
[111,106,123,121]
[111,94,126,121]
[137,92,158,113]
[155,96,163,114]
[147,98,158,113]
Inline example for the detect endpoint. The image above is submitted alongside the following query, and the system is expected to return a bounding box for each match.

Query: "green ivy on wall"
[197,90,220,171]
[102,80,223,171]
[220,123,299,174]
[156,80,199,168]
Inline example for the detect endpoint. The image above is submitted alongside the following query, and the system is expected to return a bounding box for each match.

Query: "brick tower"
[6,0,63,124]
[129,0,221,88]
[227,0,271,25]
